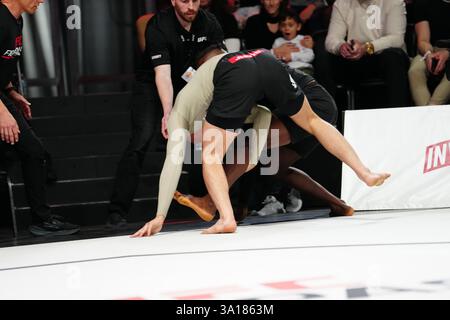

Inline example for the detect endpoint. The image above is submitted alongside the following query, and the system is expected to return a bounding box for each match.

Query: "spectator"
[325,0,410,108]
[243,0,313,60]
[273,9,315,75]
[408,0,450,106]
[243,0,286,50]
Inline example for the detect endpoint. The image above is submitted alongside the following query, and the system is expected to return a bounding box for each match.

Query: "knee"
[408,65,422,78]
[408,59,426,79]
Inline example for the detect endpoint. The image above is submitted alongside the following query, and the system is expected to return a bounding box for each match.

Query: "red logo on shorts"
[228,49,266,64]
[424,140,450,173]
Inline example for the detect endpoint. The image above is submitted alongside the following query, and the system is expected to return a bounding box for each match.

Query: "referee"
[0,0,79,236]
[107,0,224,228]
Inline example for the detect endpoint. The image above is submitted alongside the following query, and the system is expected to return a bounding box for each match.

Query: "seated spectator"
[325,0,410,108]
[202,0,242,52]
[243,0,286,49]
[243,0,313,59]
[408,0,450,106]
[273,9,315,75]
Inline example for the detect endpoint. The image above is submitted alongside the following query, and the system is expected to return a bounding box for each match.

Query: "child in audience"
[272,9,315,75]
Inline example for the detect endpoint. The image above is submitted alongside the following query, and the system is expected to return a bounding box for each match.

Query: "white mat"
[1,209,450,300]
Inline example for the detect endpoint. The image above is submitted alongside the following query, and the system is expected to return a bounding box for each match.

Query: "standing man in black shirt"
[0,0,79,236]
[106,0,224,228]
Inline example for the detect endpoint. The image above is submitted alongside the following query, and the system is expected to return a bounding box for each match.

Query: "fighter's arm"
[155,111,189,219]
[131,111,189,238]
[132,59,217,237]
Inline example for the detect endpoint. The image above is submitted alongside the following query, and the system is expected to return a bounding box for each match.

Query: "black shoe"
[105,213,127,229]
[29,215,80,236]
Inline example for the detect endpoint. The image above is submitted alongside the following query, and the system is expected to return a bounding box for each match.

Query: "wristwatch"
[365,42,375,55]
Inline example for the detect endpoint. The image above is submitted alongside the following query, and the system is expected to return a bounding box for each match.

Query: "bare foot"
[174,191,216,222]
[329,202,354,217]
[360,171,391,187]
[201,219,237,234]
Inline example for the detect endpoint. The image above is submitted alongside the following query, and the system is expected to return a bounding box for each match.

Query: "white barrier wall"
[341,105,450,210]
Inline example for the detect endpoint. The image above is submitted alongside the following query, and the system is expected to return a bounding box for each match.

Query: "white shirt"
[272,35,315,70]
[325,0,407,55]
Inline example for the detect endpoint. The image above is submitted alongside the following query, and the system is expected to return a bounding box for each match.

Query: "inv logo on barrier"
[424,139,450,173]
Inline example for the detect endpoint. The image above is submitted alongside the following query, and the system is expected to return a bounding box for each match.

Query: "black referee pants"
[0,93,51,222]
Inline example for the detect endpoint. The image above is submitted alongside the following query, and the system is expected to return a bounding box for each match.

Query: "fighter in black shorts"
[200,48,391,234]
[169,49,352,226]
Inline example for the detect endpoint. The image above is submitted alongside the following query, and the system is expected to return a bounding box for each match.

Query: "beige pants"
[408,54,450,106]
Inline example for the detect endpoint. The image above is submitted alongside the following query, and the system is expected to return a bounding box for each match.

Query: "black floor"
[0,209,331,248]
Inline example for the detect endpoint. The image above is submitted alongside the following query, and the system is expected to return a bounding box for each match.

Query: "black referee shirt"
[0,3,23,91]
[136,7,224,95]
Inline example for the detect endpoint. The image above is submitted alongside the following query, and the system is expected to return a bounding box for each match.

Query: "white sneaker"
[254,195,286,216]
[285,189,303,213]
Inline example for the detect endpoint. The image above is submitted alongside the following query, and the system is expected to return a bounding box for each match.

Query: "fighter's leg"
[289,97,390,187]
[201,120,239,234]
[181,116,353,219]
[175,116,291,220]
[276,147,353,217]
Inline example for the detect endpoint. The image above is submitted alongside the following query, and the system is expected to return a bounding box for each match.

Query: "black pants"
[108,81,162,217]
[331,48,411,108]
[0,93,50,222]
